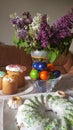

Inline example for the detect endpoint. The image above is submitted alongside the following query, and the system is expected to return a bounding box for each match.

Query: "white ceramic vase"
[31,50,48,61]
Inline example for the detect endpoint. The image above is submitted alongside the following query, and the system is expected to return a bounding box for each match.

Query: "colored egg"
[32,61,39,69]
[30,69,39,80]
[39,70,49,80]
[53,70,61,78]
[37,62,47,71]
[47,63,55,72]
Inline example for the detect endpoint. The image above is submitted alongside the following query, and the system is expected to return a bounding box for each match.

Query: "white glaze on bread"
[6,64,26,72]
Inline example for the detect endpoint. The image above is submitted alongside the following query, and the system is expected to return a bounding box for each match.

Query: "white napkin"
[0,99,4,130]
[3,99,17,130]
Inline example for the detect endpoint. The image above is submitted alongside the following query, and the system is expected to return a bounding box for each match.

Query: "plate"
[0,77,35,99]
[3,92,73,130]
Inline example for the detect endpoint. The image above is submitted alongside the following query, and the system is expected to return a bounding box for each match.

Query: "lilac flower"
[51,8,73,45]
[11,12,32,29]
[10,8,73,55]
[18,29,27,40]
[22,11,32,25]
[11,16,19,25]
[36,14,51,48]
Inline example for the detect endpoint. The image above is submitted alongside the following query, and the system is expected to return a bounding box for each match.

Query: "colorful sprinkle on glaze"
[0,71,6,77]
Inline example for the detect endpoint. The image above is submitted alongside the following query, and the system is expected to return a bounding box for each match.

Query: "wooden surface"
[0,44,73,75]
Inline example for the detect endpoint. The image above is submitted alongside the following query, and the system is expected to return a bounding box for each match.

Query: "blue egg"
[37,62,47,71]
[32,61,39,69]
[53,70,61,78]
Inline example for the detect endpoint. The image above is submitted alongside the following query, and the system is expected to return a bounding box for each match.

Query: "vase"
[31,50,49,62]
[35,78,59,93]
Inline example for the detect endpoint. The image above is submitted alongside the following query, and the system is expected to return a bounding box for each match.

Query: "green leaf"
[13,35,19,44]
[24,47,31,54]
[48,51,57,63]
[48,49,61,63]
[19,41,30,48]
[55,49,61,57]
[13,36,19,44]
[23,41,30,47]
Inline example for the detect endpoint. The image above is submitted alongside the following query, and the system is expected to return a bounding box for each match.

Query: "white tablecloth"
[0,100,4,130]
[0,74,73,130]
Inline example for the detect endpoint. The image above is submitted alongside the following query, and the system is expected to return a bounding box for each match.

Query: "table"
[0,74,73,130]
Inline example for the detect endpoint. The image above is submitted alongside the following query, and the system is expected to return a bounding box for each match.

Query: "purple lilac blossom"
[16,18,26,29]
[22,11,32,25]
[11,9,73,53]
[36,14,51,48]
[11,16,19,25]
[11,12,32,41]
[18,29,27,40]
[49,8,73,47]
[11,17,26,29]
[11,12,32,29]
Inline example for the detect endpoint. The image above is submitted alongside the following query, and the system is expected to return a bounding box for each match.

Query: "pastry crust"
[2,75,18,95]
[7,96,23,109]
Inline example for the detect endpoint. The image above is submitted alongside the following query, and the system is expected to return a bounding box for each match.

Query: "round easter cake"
[2,74,18,95]
[6,64,26,87]
[16,92,73,130]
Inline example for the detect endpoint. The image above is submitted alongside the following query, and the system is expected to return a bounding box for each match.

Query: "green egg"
[30,69,39,80]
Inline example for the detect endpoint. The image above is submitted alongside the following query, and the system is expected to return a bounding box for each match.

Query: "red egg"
[39,70,49,80]
[47,63,55,72]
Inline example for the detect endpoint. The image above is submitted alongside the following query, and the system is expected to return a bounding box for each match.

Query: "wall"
[0,0,73,52]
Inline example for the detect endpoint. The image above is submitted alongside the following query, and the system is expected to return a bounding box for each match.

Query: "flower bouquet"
[10,8,73,63]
